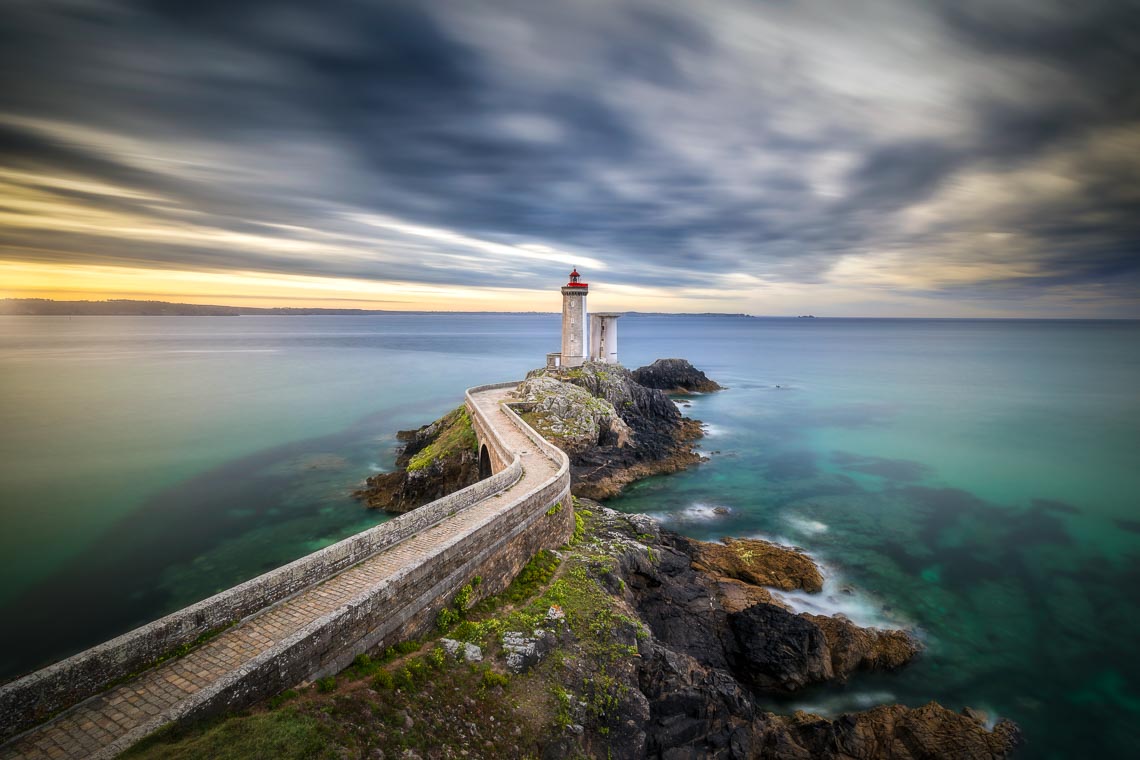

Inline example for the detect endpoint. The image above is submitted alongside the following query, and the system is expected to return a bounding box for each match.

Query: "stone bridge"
[0,382,573,759]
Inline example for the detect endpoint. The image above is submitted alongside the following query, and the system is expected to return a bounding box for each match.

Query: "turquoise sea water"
[1,315,1137,757]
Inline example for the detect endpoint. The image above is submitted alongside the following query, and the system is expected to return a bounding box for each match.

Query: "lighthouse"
[560,268,589,367]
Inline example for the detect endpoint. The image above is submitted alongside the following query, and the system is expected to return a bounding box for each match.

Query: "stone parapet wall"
[95,459,572,758]
[0,387,530,744]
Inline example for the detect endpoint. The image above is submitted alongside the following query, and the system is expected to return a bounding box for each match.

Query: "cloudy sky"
[1,0,1137,316]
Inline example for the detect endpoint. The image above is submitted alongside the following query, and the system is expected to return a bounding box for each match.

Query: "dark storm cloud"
[0,0,1137,308]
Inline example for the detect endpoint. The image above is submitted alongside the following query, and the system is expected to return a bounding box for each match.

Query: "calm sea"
[1,315,1137,757]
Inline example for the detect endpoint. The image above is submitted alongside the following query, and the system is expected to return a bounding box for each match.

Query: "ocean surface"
[1,314,1137,757]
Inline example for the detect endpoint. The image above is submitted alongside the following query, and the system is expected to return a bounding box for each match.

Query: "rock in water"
[759,702,1021,759]
[689,536,824,593]
[353,406,479,512]
[806,613,920,677]
[632,358,723,393]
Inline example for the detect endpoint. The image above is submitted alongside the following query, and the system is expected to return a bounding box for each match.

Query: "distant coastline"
[0,298,757,318]
[0,298,396,316]
[5,298,1132,320]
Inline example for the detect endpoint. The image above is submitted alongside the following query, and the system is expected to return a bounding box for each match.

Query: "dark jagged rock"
[807,613,920,677]
[759,702,1021,759]
[352,406,479,512]
[633,358,723,393]
[640,639,1020,760]
[730,603,833,691]
[614,522,919,696]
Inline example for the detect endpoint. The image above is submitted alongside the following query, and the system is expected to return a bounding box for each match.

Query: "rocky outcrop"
[514,374,632,456]
[610,519,921,696]
[519,361,711,499]
[588,507,1016,759]
[758,702,1023,759]
[689,537,824,593]
[356,359,719,510]
[807,613,920,677]
[142,504,1019,760]
[633,358,723,393]
[639,636,1020,760]
[353,406,479,512]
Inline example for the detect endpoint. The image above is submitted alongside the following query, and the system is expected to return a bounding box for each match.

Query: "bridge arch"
[478,444,492,480]
[465,394,513,475]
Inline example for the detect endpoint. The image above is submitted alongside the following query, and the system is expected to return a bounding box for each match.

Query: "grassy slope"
[405,406,478,472]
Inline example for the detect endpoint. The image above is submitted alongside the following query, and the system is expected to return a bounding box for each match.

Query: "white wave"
[786,690,898,717]
[784,514,829,535]
[741,530,807,551]
[734,533,914,632]
[367,462,387,473]
[700,423,727,438]
[651,502,733,524]
[772,565,912,632]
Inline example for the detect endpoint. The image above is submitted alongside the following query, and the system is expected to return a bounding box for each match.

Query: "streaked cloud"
[0,0,1136,315]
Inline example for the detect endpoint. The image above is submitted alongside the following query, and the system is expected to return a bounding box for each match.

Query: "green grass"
[123,709,335,760]
[406,406,478,471]
[499,550,561,606]
[571,511,587,544]
[267,689,298,709]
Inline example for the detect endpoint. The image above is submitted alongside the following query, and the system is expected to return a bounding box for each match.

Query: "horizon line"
[1,297,1137,321]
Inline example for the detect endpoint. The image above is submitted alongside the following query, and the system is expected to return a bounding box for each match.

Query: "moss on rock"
[405,406,478,472]
[353,405,480,512]
[514,374,630,456]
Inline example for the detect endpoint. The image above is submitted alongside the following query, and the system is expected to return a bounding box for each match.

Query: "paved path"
[1,386,559,760]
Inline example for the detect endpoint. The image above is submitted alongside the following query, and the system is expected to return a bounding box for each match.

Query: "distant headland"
[0,298,757,318]
[0,298,394,316]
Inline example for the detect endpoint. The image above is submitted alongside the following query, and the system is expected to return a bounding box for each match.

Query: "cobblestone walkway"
[1,387,558,760]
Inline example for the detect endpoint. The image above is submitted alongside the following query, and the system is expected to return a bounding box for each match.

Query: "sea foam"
[742,531,913,632]
[700,423,728,438]
[772,568,910,632]
[783,514,830,535]
[650,502,732,524]
[783,690,898,717]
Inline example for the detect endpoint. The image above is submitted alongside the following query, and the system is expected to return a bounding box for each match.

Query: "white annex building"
[547,269,620,369]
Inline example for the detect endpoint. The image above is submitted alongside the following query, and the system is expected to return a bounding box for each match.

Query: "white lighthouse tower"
[560,269,589,367]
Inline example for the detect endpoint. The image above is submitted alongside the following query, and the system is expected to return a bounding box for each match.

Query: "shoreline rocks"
[590,506,1018,758]
[612,519,922,697]
[353,405,479,512]
[632,358,723,393]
